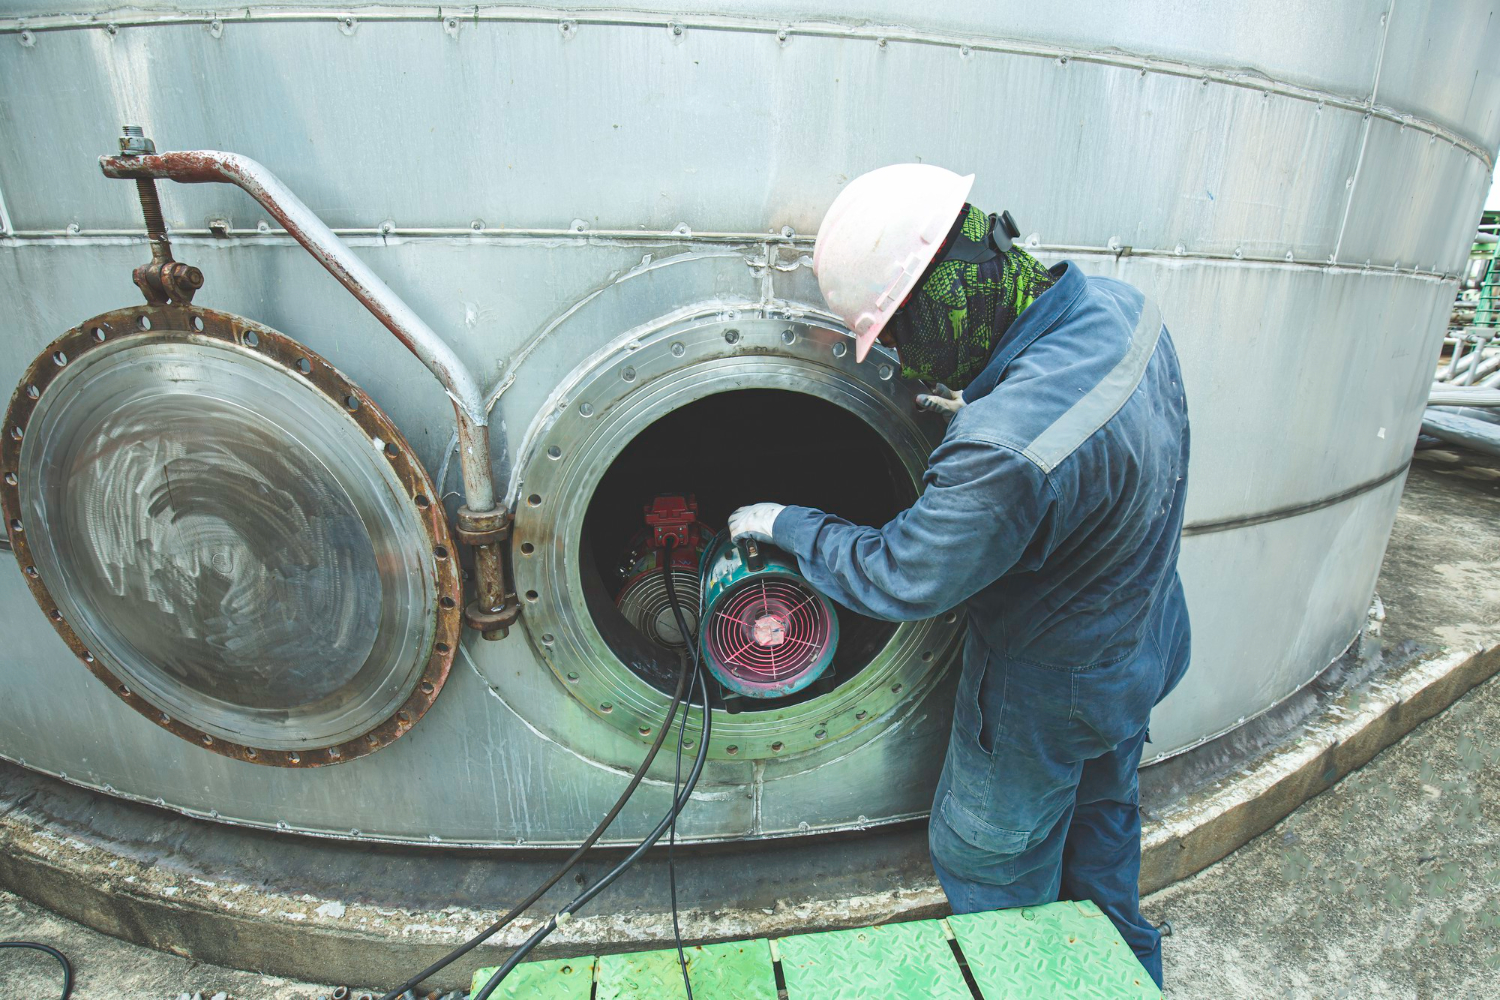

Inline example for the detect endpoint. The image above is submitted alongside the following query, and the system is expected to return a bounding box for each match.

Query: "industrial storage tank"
[1,0,1497,856]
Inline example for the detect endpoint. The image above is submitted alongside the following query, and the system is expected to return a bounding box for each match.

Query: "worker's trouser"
[928,640,1188,989]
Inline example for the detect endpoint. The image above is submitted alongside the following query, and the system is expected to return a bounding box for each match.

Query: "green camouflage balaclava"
[887,205,1056,390]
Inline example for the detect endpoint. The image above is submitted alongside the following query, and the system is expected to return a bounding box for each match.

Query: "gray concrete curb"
[2,636,1497,990]
[1141,639,1500,893]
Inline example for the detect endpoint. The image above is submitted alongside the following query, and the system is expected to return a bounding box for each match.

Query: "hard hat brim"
[815,165,975,367]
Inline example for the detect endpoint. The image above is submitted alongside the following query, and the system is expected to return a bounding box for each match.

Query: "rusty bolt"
[118,125,155,157]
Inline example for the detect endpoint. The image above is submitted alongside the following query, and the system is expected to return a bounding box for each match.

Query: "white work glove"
[916,383,965,418]
[728,503,785,545]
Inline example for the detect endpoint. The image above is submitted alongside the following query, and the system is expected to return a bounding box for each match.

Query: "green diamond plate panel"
[470,955,595,1000]
[775,919,971,1000]
[949,900,1161,1000]
[595,940,778,1000]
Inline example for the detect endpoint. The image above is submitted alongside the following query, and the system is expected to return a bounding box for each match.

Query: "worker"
[728,163,1191,988]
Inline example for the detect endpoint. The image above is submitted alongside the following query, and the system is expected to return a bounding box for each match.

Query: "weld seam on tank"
[2,9,1491,165]
[1182,461,1410,536]
[0,229,1469,282]
[0,180,13,238]
[1143,628,1365,769]
[0,460,1430,553]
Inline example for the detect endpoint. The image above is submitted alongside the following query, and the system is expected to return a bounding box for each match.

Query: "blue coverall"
[770,262,1191,986]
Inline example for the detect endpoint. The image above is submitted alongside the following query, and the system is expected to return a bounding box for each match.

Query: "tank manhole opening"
[580,389,911,711]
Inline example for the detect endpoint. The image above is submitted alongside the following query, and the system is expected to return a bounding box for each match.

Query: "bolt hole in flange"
[512,312,962,760]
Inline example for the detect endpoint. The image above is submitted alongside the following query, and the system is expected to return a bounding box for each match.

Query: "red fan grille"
[704,577,835,695]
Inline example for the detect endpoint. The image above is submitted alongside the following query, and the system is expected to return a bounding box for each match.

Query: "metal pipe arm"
[101,141,520,637]
[99,149,496,510]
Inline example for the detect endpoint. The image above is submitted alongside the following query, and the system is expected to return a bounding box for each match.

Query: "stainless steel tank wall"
[0,2,1495,845]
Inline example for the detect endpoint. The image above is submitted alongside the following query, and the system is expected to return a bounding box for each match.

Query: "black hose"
[0,941,74,1000]
[663,558,698,1000]
[471,635,711,1000]
[376,577,696,1000]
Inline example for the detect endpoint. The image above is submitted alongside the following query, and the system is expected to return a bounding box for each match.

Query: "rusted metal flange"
[0,304,463,767]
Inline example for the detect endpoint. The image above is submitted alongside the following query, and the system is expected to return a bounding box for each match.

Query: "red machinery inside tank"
[613,495,712,650]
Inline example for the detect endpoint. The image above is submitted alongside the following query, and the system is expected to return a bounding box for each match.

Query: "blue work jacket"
[773,262,1191,753]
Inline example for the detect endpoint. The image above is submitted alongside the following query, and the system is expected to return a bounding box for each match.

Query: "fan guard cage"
[617,567,702,649]
[704,575,836,697]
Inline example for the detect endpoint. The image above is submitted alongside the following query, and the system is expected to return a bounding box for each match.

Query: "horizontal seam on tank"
[0,232,1466,282]
[1182,461,1410,537]
[1,8,1491,167]
[0,747,928,845]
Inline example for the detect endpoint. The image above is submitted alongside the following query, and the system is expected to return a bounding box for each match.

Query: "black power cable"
[470,566,712,1000]
[662,557,699,1000]
[471,676,711,1000]
[0,941,74,1000]
[376,577,697,1000]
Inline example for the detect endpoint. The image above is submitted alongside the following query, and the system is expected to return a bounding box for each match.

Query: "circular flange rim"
[509,307,964,761]
[0,304,464,767]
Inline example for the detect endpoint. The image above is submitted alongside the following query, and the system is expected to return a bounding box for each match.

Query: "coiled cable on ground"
[0,940,74,1000]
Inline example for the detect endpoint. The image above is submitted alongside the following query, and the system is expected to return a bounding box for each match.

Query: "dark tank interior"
[580,389,915,710]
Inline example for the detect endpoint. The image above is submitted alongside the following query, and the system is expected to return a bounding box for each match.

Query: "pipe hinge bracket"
[465,597,522,638]
[454,505,511,546]
[456,505,520,639]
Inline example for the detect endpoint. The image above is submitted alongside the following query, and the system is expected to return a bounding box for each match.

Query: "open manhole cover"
[0,304,462,766]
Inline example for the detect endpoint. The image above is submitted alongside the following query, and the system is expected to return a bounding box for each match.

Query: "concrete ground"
[1145,670,1500,998]
[0,887,333,999]
[1146,446,1500,999]
[3,449,1498,999]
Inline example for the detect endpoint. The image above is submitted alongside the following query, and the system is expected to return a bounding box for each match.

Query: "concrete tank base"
[2,454,1497,993]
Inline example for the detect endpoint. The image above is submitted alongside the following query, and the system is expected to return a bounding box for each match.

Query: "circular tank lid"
[0,305,462,767]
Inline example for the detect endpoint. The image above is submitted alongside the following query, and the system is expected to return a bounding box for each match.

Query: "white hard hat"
[812,164,974,362]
